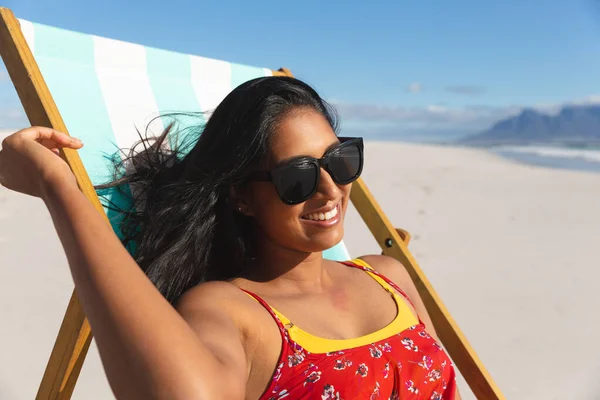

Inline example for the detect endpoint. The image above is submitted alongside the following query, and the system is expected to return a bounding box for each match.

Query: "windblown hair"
[97,76,339,304]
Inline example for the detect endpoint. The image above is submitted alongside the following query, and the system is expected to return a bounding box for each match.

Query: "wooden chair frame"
[0,7,504,399]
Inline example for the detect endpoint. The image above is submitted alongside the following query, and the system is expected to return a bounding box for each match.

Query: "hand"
[0,126,84,198]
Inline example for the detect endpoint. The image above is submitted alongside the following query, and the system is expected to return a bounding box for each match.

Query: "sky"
[2,0,600,140]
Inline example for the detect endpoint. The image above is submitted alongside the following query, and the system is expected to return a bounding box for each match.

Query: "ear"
[229,185,253,216]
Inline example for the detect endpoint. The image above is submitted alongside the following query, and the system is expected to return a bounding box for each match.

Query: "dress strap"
[343,258,424,324]
[239,289,293,343]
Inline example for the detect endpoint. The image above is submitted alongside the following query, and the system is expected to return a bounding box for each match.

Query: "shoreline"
[366,137,600,174]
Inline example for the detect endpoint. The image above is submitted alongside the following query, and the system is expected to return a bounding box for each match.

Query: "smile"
[301,205,339,221]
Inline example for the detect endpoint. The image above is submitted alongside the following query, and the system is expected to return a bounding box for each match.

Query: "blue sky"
[2,0,600,139]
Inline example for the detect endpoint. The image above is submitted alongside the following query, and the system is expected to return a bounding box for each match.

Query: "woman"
[0,77,460,399]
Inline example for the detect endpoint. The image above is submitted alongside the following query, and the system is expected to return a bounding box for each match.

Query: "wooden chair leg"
[36,291,92,400]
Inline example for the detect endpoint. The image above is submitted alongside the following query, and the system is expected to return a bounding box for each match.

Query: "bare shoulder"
[357,254,439,337]
[176,280,248,314]
[175,280,269,340]
[175,280,268,334]
[357,254,414,288]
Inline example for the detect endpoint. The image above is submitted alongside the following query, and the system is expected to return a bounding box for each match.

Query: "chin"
[306,227,345,253]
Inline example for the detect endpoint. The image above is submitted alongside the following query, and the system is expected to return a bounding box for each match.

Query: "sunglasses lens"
[328,143,362,184]
[273,162,319,204]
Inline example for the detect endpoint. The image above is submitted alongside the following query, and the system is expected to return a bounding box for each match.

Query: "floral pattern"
[253,261,456,399]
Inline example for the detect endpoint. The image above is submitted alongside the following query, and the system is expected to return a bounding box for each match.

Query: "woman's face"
[238,108,352,255]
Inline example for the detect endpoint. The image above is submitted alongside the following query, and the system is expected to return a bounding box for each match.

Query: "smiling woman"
[0,76,460,399]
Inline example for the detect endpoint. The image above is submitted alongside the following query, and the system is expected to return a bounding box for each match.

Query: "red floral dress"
[242,260,457,399]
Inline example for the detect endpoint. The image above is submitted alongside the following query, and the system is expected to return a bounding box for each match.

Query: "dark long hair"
[96,76,339,304]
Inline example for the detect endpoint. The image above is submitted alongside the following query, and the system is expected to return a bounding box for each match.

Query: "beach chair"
[0,7,504,400]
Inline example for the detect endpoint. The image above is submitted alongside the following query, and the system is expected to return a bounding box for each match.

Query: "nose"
[316,167,343,200]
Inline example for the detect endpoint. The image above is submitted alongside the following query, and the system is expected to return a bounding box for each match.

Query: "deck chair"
[0,7,504,400]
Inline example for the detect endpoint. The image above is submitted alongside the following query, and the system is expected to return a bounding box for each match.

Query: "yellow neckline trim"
[269,258,419,354]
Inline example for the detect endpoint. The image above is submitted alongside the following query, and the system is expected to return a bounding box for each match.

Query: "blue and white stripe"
[18,19,351,261]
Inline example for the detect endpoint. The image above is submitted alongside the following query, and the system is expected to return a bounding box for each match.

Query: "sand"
[1,136,599,399]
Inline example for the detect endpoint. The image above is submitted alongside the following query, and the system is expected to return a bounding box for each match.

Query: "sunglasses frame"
[247,137,364,205]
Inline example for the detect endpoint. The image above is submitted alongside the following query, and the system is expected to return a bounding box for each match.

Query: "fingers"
[17,126,83,149]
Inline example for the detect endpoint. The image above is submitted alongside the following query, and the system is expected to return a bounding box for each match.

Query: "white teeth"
[304,205,338,221]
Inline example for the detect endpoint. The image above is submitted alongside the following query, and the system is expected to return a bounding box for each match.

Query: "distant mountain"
[458,105,600,145]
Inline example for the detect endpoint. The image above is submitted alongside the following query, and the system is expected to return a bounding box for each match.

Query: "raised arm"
[0,127,246,399]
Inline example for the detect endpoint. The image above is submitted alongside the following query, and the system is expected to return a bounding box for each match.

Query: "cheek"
[340,184,352,212]
[248,182,351,251]
[248,184,303,234]
[255,204,306,248]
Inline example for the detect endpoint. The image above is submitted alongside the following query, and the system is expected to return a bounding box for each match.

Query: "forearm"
[42,180,231,399]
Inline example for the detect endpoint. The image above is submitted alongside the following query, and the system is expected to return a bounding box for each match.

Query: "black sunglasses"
[247,137,364,205]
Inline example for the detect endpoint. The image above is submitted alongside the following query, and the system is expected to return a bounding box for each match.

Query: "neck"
[240,235,333,294]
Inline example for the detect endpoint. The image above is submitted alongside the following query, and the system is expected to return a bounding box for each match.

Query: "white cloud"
[0,107,27,129]
[444,85,487,96]
[406,82,422,94]
[5,109,24,118]
[566,94,600,105]
[332,100,519,128]
[530,95,600,115]
[329,94,600,138]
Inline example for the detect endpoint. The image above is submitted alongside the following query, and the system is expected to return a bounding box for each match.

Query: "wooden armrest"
[395,228,411,246]
[381,228,411,256]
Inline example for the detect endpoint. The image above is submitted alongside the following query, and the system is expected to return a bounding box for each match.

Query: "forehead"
[268,109,338,164]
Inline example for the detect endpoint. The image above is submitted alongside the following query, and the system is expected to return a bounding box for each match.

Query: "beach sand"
[1,138,599,399]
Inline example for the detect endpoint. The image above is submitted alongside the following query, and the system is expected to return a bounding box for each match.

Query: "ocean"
[364,131,600,174]
[488,145,600,174]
